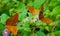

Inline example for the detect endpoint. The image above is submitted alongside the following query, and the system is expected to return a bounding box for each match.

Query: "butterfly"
[39,4,54,24]
[27,6,40,15]
[27,4,54,24]
[6,13,18,36]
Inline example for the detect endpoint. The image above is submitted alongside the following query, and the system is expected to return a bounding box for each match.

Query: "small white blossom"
[34,18,37,23]
[26,17,30,22]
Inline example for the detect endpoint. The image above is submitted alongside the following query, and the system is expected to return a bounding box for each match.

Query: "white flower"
[34,18,37,23]
[26,17,30,22]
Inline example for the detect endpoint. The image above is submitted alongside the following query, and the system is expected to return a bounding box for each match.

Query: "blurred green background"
[0,0,60,36]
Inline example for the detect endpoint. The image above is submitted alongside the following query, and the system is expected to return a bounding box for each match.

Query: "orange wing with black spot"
[27,6,40,15]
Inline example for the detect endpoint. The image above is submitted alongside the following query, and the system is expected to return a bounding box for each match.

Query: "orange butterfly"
[27,4,54,24]
[6,13,18,36]
[27,6,40,15]
[39,4,54,24]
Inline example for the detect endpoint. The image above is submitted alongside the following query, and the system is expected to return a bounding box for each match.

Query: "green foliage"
[36,31,46,36]
[52,6,60,15]
[54,31,60,36]
[34,0,45,9]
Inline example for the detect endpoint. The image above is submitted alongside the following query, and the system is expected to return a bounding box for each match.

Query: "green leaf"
[52,6,60,15]
[23,31,31,36]
[23,22,30,28]
[36,31,46,36]
[44,10,51,18]
[50,6,60,21]
[34,0,45,9]
[18,7,27,21]
[30,33,37,36]
[27,1,34,6]
[0,34,3,36]
[12,0,17,2]
[0,16,1,23]
[47,33,55,36]
[22,0,26,3]
[49,0,58,7]
[45,26,50,31]
[54,31,60,36]
[57,0,60,2]
[28,12,33,20]
[18,12,27,21]
[15,2,26,12]
[1,13,9,24]
[55,21,60,31]
[36,20,42,26]
[56,15,60,20]
[0,23,5,35]
[2,0,9,3]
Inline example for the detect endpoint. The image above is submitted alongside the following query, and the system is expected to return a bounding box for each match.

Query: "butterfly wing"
[40,18,54,24]
[6,13,18,35]
[10,13,18,26]
[39,4,44,19]
[6,25,18,36]
[27,6,40,15]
